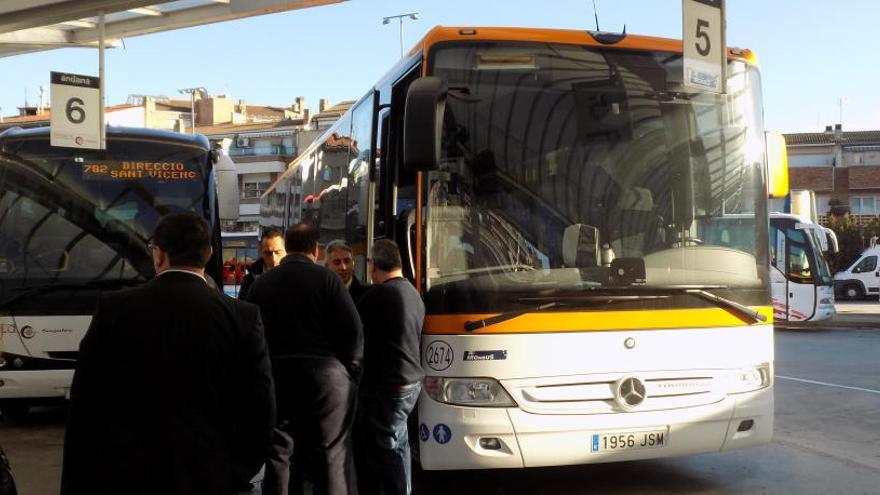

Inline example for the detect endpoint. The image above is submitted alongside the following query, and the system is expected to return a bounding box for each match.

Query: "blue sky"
[1,0,879,133]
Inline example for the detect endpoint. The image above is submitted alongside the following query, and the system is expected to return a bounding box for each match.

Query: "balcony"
[229,145,296,157]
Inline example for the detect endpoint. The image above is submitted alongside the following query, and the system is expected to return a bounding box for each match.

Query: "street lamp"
[382,12,419,58]
[178,86,207,135]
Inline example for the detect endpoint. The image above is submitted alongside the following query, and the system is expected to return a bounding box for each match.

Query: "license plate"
[591,429,667,453]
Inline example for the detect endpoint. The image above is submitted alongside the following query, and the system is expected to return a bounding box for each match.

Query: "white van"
[834,246,880,299]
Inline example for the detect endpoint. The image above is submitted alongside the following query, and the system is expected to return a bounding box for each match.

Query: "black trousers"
[263,357,358,495]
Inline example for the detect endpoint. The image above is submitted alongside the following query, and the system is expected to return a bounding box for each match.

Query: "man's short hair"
[325,239,352,256]
[370,239,402,272]
[261,226,284,246]
[285,223,319,254]
[153,212,212,267]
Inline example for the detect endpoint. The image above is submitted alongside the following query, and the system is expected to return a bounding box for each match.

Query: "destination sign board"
[82,160,198,181]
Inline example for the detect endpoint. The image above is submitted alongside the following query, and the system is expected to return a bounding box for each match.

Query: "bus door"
[783,227,817,321]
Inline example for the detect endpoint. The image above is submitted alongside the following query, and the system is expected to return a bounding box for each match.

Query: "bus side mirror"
[213,149,239,221]
[765,131,789,199]
[404,76,447,172]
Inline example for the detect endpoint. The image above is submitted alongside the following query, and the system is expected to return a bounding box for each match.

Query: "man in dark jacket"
[354,239,425,495]
[238,226,285,300]
[247,224,363,495]
[0,444,16,495]
[61,212,275,495]
[324,239,369,303]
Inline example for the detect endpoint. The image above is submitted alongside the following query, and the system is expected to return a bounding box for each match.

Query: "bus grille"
[503,370,726,415]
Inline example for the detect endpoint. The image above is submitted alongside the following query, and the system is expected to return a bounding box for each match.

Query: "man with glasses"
[239,226,286,300]
[324,240,369,303]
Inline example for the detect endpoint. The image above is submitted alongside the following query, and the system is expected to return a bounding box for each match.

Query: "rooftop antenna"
[592,0,600,31]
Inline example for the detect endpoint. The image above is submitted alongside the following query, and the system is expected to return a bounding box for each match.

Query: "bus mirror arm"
[403,76,447,172]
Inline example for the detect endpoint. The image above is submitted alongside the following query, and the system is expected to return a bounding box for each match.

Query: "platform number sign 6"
[682,0,725,94]
[66,97,86,124]
[50,71,103,150]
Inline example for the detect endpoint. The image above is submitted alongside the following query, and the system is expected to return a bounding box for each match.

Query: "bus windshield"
[0,135,212,300]
[425,41,768,311]
[805,229,833,286]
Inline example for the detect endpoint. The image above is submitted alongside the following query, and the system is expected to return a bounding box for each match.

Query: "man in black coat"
[238,226,286,301]
[61,212,276,495]
[324,239,369,303]
[247,224,363,495]
[354,239,425,495]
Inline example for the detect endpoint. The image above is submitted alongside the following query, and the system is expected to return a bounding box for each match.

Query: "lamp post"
[382,12,419,58]
[178,87,207,135]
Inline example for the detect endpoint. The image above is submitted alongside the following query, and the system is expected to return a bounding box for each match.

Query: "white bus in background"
[769,213,835,322]
[0,127,238,416]
[700,213,835,322]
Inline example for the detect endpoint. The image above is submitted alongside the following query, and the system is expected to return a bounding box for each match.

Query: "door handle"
[789,293,793,297]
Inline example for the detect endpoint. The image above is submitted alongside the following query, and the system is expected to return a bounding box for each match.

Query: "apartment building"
[785,125,880,225]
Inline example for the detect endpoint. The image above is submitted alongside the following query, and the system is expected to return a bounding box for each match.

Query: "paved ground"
[1,302,878,494]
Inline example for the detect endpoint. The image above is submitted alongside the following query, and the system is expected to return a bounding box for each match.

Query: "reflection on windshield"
[0,139,210,294]
[426,42,768,301]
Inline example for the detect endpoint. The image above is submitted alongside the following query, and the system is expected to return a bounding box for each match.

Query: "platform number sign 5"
[50,71,103,150]
[683,0,726,94]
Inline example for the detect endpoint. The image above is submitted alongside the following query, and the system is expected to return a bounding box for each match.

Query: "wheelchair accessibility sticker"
[433,424,452,444]
[419,424,429,442]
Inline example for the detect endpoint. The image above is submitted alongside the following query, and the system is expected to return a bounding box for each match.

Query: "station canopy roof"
[0,0,346,58]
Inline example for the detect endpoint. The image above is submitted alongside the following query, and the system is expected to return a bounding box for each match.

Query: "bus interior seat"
[563,223,600,268]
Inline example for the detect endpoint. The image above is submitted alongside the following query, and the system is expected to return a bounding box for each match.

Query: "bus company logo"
[20,326,35,339]
[615,376,647,410]
[463,350,508,362]
[41,328,73,334]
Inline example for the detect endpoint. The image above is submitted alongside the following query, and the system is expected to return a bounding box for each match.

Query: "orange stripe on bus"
[422,307,774,335]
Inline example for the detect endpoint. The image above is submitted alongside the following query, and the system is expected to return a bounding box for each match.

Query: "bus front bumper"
[417,387,773,470]
[0,370,74,400]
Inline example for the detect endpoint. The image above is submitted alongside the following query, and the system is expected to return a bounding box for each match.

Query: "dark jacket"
[356,277,425,390]
[61,271,276,495]
[247,254,363,374]
[237,258,265,301]
[0,444,15,495]
[348,275,370,304]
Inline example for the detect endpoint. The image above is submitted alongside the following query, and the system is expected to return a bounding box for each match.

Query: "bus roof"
[0,125,211,150]
[409,26,757,64]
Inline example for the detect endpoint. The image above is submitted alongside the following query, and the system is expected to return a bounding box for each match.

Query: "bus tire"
[843,283,864,300]
[0,400,29,422]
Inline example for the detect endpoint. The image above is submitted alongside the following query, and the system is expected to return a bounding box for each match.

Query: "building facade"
[785,125,880,225]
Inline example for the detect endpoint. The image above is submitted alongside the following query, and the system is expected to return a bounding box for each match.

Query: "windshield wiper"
[0,279,144,311]
[682,288,767,324]
[464,302,561,332]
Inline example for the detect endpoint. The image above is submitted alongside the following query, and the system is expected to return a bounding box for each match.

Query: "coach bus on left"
[0,126,238,417]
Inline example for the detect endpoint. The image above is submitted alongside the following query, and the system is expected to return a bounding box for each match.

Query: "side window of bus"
[786,228,813,283]
[853,256,877,273]
[347,94,375,283]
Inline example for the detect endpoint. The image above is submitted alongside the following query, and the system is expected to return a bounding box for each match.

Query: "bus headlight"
[424,376,517,407]
[730,363,772,394]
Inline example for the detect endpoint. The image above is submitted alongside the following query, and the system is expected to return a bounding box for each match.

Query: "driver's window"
[854,256,877,273]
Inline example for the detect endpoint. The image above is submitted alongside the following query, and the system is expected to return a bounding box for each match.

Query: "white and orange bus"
[261,26,788,470]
